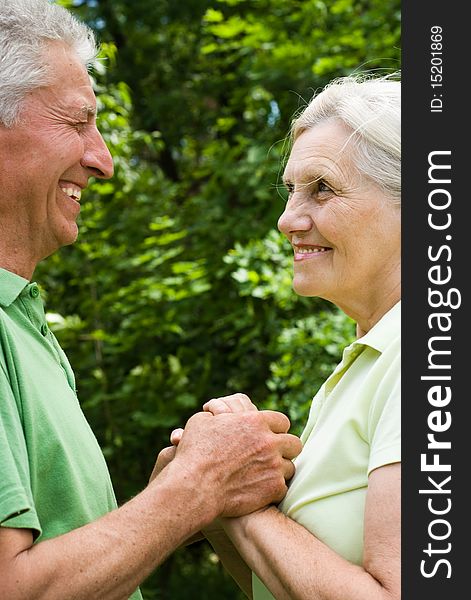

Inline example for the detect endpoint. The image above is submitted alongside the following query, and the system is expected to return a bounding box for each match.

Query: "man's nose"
[81,127,114,179]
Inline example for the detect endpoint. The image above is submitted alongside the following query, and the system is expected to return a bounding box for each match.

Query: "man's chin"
[63,227,79,247]
[48,223,80,256]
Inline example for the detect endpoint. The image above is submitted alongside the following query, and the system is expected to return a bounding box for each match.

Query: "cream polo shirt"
[253,302,401,599]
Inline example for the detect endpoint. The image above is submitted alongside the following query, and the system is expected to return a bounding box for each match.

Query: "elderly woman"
[165,74,400,599]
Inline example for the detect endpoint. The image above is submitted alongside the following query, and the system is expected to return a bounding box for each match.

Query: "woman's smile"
[292,244,332,261]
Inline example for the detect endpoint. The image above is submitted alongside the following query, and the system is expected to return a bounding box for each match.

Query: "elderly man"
[0,1,301,598]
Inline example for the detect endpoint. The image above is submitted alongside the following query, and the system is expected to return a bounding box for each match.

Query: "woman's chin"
[292,279,321,298]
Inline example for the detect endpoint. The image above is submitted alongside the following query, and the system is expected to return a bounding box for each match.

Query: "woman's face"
[278,119,400,317]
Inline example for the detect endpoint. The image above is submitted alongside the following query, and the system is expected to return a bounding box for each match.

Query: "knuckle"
[239,410,259,428]
[271,453,283,471]
[208,398,233,414]
[218,394,237,403]
[263,435,279,457]
[253,409,266,423]
[186,412,200,426]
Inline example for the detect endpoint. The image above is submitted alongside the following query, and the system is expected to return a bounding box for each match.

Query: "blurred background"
[37,1,400,597]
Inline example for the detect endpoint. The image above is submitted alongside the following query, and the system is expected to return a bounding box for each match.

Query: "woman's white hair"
[0,0,97,127]
[291,73,401,204]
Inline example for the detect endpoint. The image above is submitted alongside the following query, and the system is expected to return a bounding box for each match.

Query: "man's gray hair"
[0,0,97,127]
[291,73,401,205]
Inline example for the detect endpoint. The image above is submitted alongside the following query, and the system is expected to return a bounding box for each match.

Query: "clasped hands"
[149,393,302,541]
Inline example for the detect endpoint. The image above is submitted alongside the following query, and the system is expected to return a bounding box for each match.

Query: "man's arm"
[0,410,301,600]
[0,468,207,600]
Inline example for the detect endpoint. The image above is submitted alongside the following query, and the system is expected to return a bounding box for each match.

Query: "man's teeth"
[296,247,328,253]
[61,186,81,201]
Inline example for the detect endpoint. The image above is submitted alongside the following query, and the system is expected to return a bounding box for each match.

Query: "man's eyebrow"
[73,105,97,119]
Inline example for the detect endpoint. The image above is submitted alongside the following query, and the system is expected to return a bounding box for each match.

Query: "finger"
[203,398,233,415]
[278,433,303,460]
[271,481,289,505]
[170,428,184,445]
[158,445,177,466]
[235,393,258,411]
[282,458,296,482]
[150,446,176,481]
[203,393,257,414]
[260,410,291,434]
[228,393,257,411]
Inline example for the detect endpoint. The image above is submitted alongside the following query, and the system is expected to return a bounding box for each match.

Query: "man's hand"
[162,401,301,522]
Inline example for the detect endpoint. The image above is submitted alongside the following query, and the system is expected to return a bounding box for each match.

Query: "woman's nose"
[277,201,313,235]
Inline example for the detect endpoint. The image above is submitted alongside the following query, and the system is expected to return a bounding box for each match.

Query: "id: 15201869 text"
[430,25,444,113]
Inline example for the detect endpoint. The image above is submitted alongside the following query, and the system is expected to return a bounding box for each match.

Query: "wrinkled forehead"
[40,40,94,90]
[283,120,356,182]
[21,43,98,117]
[17,82,97,124]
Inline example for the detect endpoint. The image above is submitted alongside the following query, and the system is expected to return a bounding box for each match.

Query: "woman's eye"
[318,180,332,193]
[285,183,294,196]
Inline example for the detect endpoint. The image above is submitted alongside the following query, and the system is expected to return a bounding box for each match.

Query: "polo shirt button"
[40,324,48,336]
[30,285,40,298]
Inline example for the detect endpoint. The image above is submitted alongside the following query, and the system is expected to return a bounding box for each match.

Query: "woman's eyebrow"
[285,169,329,184]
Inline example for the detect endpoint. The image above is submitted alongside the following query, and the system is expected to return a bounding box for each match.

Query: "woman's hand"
[149,445,176,483]
[149,427,207,545]
[149,426,186,483]
[203,393,258,415]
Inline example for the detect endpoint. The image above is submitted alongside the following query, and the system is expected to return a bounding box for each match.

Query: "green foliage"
[40,1,399,597]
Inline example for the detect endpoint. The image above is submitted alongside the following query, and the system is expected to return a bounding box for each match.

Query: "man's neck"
[0,254,35,280]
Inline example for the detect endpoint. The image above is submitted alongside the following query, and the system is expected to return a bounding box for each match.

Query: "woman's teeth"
[296,247,328,253]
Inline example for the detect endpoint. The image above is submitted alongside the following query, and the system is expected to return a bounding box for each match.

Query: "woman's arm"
[200,395,400,599]
[205,529,253,598]
[220,462,400,600]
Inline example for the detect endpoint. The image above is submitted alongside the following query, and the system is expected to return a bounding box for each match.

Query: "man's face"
[0,41,113,264]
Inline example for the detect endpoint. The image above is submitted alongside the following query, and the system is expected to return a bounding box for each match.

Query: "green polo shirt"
[253,302,401,599]
[0,268,142,600]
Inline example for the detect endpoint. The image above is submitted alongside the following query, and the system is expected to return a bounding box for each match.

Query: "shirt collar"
[0,268,30,307]
[352,300,401,354]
